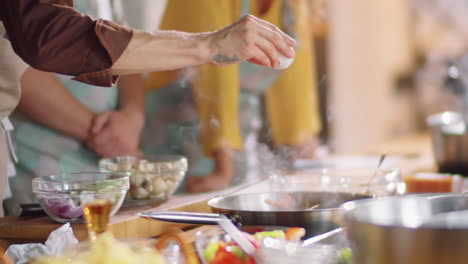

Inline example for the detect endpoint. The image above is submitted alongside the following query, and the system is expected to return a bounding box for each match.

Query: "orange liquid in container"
[83,199,111,240]
[404,173,463,193]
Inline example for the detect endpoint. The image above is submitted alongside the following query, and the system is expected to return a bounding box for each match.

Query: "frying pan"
[142,191,371,237]
[207,191,371,236]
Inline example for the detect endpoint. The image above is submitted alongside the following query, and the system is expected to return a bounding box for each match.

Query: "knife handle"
[16,203,47,217]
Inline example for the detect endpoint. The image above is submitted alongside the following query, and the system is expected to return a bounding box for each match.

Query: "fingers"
[91,111,112,134]
[243,15,296,48]
[257,26,295,59]
[87,111,143,158]
[239,15,294,67]
[247,45,272,67]
[87,136,123,158]
[87,126,138,157]
[90,130,113,150]
[85,136,99,155]
[254,36,278,67]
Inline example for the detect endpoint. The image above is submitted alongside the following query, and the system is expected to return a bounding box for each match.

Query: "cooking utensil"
[445,61,468,123]
[342,193,468,264]
[15,203,47,217]
[445,60,465,96]
[306,204,320,210]
[301,227,343,247]
[217,214,257,255]
[366,153,387,194]
[420,209,468,228]
[426,111,468,176]
[138,211,240,226]
[208,191,371,237]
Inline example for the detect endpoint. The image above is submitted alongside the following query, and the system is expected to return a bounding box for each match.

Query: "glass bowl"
[99,155,188,206]
[194,227,350,264]
[32,172,129,223]
[271,168,404,197]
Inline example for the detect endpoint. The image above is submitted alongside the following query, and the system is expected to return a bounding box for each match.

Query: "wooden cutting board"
[0,192,216,248]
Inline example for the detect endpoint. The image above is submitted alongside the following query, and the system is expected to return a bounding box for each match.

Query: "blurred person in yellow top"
[143,0,321,193]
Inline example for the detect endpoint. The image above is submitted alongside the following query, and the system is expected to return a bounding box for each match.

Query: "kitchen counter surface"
[0,132,434,248]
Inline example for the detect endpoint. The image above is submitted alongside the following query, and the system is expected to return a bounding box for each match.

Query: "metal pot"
[208,191,371,237]
[342,193,468,264]
[427,112,468,175]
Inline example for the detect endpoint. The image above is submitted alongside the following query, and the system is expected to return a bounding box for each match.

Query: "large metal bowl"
[208,191,371,237]
[342,194,468,264]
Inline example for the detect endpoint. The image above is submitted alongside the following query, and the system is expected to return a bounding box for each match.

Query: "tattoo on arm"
[212,53,239,64]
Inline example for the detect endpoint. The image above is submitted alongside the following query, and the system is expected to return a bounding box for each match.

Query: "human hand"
[206,14,296,68]
[184,172,233,193]
[86,110,144,158]
[184,149,234,193]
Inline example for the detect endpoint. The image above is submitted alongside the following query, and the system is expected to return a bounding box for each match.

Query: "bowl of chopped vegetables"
[195,226,354,264]
[32,172,129,223]
[99,155,188,206]
[195,226,307,264]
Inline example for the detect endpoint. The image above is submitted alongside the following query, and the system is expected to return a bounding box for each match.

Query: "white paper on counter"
[5,223,79,264]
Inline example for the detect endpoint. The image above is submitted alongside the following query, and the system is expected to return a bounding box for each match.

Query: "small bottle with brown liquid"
[83,199,112,241]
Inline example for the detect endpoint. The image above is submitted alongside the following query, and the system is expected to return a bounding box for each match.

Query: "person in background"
[5,0,144,214]
[0,0,295,215]
[144,0,321,193]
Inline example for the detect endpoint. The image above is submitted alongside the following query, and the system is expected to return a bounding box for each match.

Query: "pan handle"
[138,211,227,225]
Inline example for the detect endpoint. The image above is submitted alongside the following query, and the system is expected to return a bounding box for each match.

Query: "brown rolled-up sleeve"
[0,0,133,87]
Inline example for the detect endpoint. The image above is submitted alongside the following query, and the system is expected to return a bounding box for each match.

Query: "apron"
[8,0,119,211]
[0,22,28,216]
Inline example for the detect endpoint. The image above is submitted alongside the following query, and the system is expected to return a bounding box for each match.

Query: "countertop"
[0,132,434,248]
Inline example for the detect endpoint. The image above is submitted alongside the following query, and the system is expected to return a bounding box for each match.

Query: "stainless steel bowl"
[427,112,468,175]
[342,194,468,264]
[427,112,462,159]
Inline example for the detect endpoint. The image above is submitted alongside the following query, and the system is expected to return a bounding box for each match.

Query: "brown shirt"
[0,0,133,87]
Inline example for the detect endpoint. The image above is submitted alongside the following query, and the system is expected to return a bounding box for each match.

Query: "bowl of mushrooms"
[99,155,188,206]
